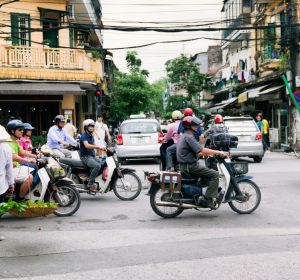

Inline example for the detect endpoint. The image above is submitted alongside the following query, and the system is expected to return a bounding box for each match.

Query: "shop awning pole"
[282,74,300,114]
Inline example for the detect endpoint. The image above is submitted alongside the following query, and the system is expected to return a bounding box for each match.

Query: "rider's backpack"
[210,133,238,151]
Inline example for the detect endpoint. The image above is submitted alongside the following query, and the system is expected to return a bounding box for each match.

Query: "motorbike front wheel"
[46,184,81,217]
[228,179,261,214]
[113,172,142,201]
[150,187,184,218]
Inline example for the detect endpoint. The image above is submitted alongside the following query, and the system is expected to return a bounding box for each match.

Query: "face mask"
[87,126,95,133]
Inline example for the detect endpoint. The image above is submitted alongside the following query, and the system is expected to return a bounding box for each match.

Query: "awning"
[257,85,285,96]
[0,83,86,95]
[205,97,237,114]
[247,85,271,99]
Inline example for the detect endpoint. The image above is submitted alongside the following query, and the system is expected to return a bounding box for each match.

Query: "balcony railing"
[0,46,86,70]
[261,47,283,63]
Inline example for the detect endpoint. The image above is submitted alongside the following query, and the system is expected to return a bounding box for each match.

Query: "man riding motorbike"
[6,120,34,201]
[47,115,77,158]
[176,116,229,209]
[80,119,106,192]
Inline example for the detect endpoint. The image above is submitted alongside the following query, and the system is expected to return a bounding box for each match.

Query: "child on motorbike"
[176,116,229,209]
[6,120,34,201]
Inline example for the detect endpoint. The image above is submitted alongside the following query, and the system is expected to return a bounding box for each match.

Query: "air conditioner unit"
[67,4,75,20]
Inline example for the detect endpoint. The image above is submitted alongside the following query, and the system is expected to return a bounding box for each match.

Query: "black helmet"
[182,116,201,130]
[6,120,24,135]
[54,115,66,123]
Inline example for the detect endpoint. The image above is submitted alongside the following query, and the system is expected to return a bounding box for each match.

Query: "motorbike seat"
[59,158,86,168]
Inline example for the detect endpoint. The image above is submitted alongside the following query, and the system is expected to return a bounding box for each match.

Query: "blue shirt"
[80,132,95,157]
[47,125,77,149]
[178,121,203,141]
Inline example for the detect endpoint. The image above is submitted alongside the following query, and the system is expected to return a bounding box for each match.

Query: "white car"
[115,118,163,163]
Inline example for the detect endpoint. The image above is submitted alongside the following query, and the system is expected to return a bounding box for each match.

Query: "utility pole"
[286,0,300,144]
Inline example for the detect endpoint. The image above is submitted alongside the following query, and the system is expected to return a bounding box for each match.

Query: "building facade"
[0,0,104,133]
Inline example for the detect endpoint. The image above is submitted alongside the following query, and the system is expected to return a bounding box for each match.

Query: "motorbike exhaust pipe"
[156,201,198,209]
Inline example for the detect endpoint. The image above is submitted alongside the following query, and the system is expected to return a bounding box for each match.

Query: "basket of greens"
[0,200,57,218]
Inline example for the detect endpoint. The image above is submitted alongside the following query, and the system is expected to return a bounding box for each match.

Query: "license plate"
[131,137,147,144]
[238,135,251,141]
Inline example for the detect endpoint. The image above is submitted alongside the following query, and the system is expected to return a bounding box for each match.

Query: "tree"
[165,54,205,98]
[110,52,159,121]
[126,51,149,77]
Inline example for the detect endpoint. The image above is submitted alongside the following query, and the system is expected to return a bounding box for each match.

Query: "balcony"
[222,14,252,39]
[0,46,101,81]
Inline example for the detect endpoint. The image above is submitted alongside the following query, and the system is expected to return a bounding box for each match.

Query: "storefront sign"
[296,76,300,88]
[238,92,248,103]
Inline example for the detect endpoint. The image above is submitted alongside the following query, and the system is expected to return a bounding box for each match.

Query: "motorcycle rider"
[160,110,181,170]
[0,125,14,203]
[200,114,228,146]
[80,119,106,192]
[178,108,202,140]
[166,108,203,171]
[6,120,34,201]
[47,115,77,158]
[163,110,183,171]
[177,116,229,209]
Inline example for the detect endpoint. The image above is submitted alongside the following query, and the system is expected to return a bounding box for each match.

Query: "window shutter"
[11,13,19,45]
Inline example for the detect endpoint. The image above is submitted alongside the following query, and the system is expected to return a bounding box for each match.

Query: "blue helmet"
[6,120,24,135]
[23,123,35,130]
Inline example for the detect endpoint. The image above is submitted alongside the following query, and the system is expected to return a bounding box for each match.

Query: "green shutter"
[11,13,19,45]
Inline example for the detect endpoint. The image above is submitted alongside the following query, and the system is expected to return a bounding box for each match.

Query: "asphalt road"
[1,152,300,279]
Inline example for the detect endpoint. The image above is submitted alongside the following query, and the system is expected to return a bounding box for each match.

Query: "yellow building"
[0,0,104,133]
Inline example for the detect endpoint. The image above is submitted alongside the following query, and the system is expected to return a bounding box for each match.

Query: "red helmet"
[214,114,224,123]
[182,116,201,130]
[183,108,193,116]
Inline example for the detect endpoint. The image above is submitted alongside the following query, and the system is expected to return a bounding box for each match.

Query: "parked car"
[115,118,163,163]
[204,116,264,163]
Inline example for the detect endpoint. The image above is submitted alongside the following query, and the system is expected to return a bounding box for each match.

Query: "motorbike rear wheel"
[113,172,142,201]
[45,184,81,217]
[228,179,261,214]
[150,187,184,218]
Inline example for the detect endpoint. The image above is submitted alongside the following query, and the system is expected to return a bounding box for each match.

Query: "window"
[11,13,31,46]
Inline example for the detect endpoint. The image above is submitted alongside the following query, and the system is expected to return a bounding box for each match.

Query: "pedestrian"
[94,114,111,157]
[256,113,270,152]
[63,119,77,139]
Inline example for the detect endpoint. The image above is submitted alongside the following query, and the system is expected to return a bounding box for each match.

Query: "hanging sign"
[293,90,300,104]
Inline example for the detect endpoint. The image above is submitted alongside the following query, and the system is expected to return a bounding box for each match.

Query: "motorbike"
[4,156,81,217]
[59,148,142,201]
[145,133,261,218]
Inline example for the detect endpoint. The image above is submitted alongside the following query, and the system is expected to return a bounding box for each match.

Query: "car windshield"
[225,119,257,132]
[121,122,159,134]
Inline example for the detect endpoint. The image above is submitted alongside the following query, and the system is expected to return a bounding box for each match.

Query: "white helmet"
[83,119,95,129]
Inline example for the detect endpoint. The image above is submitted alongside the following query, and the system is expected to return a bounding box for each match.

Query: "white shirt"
[0,142,14,195]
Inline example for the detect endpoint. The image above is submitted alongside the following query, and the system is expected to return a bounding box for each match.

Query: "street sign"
[296,76,300,87]
[293,90,300,104]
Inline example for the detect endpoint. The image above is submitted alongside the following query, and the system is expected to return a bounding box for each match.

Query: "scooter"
[145,134,261,218]
[59,149,142,201]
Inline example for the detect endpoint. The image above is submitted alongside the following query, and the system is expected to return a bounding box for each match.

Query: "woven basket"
[9,206,57,218]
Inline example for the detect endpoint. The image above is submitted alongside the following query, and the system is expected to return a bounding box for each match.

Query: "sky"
[102,0,223,82]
